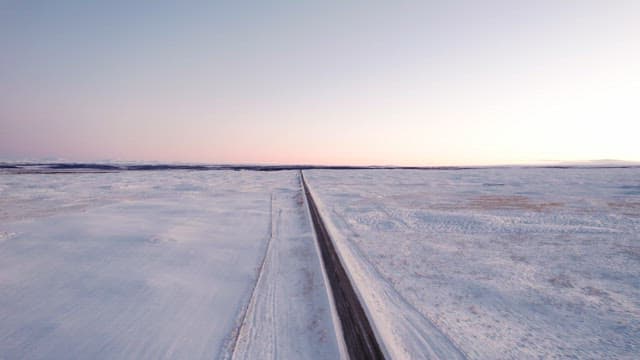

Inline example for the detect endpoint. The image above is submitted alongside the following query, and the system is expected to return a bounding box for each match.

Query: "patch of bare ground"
[468,195,564,212]
[548,274,574,288]
[607,201,640,217]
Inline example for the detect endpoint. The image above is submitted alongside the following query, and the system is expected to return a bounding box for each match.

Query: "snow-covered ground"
[231,176,343,360]
[305,168,640,359]
[0,170,340,359]
[3,167,638,359]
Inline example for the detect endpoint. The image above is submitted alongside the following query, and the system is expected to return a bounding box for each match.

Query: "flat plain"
[1,167,638,359]
[0,170,339,359]
[305,168,640,359]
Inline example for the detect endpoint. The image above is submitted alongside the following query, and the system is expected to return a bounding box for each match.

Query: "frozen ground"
[230,175,343,360]
[305,168,640,359]
[0,170,339,359]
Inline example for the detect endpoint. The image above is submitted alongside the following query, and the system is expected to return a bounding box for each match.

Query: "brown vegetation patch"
[468,195,563,212]
[549,274,574,288]
[607,202,640,217]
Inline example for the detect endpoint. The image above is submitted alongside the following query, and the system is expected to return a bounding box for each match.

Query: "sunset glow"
[1,1,639,165]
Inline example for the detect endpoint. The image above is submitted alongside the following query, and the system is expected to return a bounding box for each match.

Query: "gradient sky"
[1,1,639,165]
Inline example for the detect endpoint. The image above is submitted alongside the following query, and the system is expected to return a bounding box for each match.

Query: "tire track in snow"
[229,180,343,359]
[224,193,276,359]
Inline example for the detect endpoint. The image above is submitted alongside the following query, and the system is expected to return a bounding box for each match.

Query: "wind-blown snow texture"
[305,168,640,359]
[0,170,338,359]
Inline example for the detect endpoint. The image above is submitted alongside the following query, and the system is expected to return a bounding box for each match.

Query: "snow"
[0,170,340,359]
[3,167,638,359]
[304,168,640,359]
[230,174,343,360]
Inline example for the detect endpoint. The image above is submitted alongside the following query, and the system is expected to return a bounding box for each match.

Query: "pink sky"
[2,1,639,165]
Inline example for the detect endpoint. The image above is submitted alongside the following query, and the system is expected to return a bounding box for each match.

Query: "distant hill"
[554,159,640,167]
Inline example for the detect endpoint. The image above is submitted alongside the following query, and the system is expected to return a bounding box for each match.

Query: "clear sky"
[1,1,639,165]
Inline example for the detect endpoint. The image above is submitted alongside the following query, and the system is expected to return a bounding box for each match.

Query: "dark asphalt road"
[301,171,385,360]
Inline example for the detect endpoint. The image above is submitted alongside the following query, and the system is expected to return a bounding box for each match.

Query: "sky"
[1,1,639,166]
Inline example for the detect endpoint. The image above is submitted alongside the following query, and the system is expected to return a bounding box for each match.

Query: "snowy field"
[305,168,640,359]
[0,170,340,359]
